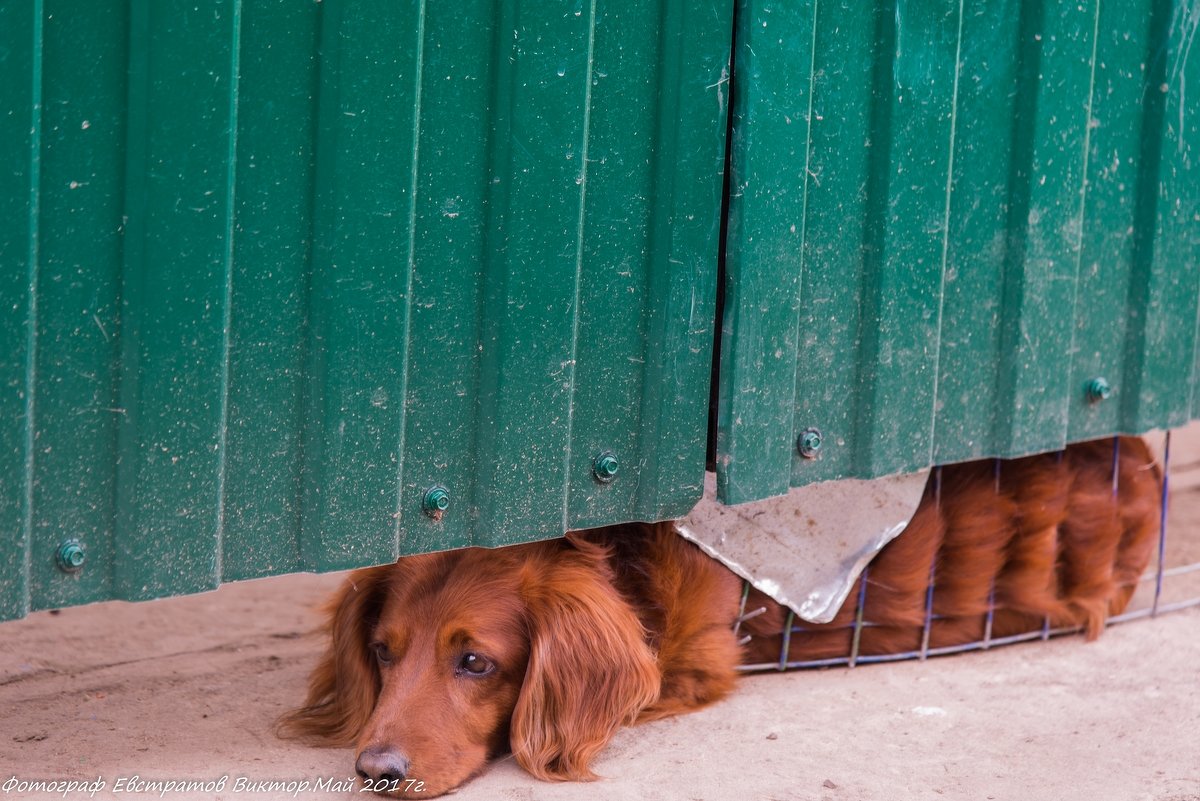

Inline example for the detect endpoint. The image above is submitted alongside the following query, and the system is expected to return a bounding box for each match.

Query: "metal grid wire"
[736,431,1200,673]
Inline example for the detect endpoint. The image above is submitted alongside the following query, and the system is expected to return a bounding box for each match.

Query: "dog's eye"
[457,652,494,676]
[370,641,392,665]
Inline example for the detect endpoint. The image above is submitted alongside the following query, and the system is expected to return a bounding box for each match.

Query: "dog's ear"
[276,564,394,746]
[511,537,661,781]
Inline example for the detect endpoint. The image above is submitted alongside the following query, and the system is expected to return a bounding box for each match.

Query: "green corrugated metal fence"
[2,0,1198,620]
[0,0,731,620]
[717,0,1200,503]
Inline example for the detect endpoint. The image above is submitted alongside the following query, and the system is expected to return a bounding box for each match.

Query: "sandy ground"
[3,484,1200,801]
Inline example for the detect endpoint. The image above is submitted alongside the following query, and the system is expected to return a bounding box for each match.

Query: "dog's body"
[281,437,1161,797]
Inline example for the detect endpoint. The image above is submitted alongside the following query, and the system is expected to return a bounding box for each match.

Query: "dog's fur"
[279,437,1161,797]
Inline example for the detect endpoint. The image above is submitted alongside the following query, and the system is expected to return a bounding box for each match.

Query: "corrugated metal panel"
[0,0,732,620]
[717,0,1200,504]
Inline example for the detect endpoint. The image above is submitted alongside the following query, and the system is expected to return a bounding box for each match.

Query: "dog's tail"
[740,437,1162,663]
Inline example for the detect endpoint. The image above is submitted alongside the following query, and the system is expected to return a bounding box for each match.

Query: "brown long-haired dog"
[279,437,1161,797]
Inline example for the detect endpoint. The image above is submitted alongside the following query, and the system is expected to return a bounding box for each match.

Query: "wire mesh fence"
[737,431,1200,673]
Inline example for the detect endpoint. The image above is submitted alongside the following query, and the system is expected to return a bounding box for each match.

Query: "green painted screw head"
[422,485,450,518]
[798,428,823,459]
[56,540,86,573]
[593,451,619,482]
[1086,377,1112,403]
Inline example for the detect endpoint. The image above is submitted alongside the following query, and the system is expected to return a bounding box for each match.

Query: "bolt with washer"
[798,428,823,459]
[593,452,619,482]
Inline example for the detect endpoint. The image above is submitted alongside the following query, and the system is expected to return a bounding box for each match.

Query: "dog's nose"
[355,746,411,783]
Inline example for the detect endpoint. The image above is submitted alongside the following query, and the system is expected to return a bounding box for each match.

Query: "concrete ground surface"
[3,481,1200,801]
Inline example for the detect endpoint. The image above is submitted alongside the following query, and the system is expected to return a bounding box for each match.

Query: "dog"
[279,437,1161,797]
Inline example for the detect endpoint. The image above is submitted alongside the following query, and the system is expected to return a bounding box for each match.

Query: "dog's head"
[279,535,661,797]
